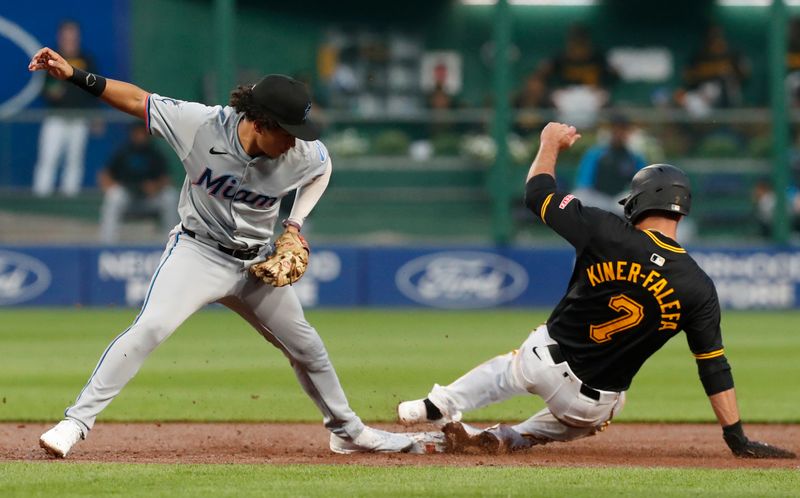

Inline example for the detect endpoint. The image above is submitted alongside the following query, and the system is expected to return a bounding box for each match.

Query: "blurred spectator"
[752,180,800,238]
[537,24,617,127]
[573,114,646,216]
[537,24,617,91]
[675,23,750,116]
[427,81,460,138]
[428,81,454,110]
[511,73,553,138]
[752,138,800,238]
[98,124,179,243]
[785,18,800,106]
[32,20,97,197]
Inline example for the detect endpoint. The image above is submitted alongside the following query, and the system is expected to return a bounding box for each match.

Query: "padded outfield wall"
[1,245,798,310]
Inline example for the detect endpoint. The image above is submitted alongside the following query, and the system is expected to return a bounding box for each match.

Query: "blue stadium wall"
[1,245,798,310]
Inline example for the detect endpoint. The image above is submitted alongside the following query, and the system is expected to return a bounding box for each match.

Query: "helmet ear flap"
[622,193,636,221]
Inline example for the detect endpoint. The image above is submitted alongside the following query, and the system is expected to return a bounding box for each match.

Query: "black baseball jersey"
[526,174,728,392]
[550,51,617,89]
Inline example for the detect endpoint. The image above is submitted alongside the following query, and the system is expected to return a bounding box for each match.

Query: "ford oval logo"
[395,251,529,309]
[0,16,45,117]
[0,250,52,305]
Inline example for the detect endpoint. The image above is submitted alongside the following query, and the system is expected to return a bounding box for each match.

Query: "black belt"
[181,225,260,260]
[546,344,602,401]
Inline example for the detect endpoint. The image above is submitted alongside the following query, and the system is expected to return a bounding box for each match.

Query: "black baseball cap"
[251,74,320,141]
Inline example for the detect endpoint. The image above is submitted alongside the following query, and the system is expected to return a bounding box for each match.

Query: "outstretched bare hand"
[28,47,73,80]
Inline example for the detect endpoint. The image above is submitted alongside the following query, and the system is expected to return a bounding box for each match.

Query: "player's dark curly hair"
[229,85,281,130]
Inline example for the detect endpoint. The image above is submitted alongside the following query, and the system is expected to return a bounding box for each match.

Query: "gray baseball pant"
[65,230,365,439]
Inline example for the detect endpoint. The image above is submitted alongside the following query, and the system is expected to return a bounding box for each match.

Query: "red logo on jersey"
[559,194,575,209]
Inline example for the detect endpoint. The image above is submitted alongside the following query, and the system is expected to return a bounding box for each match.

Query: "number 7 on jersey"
[590,294,644,343]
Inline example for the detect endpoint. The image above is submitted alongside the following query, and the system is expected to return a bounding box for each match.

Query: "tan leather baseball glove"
[250,230,309,287]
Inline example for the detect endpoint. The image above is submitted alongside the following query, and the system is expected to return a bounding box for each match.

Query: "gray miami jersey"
[146,93,330,249]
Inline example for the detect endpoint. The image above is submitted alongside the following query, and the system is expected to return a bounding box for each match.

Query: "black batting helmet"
[618,164,692,222]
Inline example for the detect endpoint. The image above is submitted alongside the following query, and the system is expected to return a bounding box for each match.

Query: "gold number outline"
[590,294,644,343]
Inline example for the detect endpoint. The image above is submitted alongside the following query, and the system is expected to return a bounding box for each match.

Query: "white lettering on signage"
[693,252,800,309]
[715,281,795,310]
[418,259,505,301]
[694,253,800,280]
[125,279,152,307]
[98,251,163,280]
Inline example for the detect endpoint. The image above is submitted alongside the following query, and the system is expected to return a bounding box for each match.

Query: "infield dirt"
[2,422,798,468]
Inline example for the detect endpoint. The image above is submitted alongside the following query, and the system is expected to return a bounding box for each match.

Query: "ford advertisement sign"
[0,249,52,305]
[395,251,529,308]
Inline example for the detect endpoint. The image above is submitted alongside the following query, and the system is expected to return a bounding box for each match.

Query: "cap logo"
[249,75,320,140]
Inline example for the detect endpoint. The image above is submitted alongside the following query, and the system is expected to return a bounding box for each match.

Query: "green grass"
[2,309,798,496]
[1,463,798,498]
[0,308,798,423]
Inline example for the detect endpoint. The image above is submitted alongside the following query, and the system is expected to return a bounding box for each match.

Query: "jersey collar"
[641,229,685,254]
[230,111,258,162]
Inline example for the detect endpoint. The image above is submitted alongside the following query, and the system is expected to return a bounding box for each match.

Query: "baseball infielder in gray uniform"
[30,46,413,457]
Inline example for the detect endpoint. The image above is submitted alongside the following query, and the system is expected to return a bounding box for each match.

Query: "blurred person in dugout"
[752,135,800,239]
[511,72,553,138]
[674,23,749,116]
[32,20,98,197]
[784,18,800,106]
[98,124,179,243]
[536,24,618,127]
[427,81,459,137]
[573,113,645,216]
[752,180,800,238]
[426,61,463,136]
